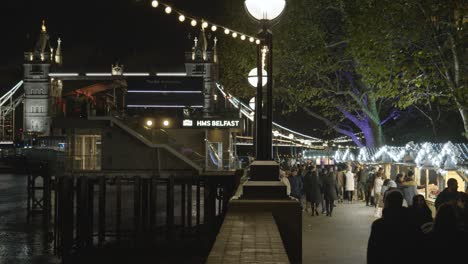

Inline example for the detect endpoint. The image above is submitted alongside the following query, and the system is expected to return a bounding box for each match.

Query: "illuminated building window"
[72,134,102,171]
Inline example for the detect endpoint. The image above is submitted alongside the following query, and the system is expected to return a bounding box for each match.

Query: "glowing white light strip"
[123,73,151,76]
[128,90,202,94]
[127,105,203,108]
[49,73,79,77]
[156,73,187,76]
[85,73,112,76]
[235,142,314,148]
[215,82,323,143]
[273,122,322,141]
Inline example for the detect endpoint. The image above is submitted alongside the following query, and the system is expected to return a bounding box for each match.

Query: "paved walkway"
[303,202,376,264]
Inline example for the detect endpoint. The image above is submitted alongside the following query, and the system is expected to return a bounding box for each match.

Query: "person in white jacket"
[373,173,384,209]
[345,168,355,203]
[280,170,291,196]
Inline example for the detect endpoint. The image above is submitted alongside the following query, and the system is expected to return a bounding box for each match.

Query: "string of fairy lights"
[150,0,262,45]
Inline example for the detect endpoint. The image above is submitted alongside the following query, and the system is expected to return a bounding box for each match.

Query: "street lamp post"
[245,0,286,160]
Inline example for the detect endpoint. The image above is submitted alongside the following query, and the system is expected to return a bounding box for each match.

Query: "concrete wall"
[165,129,205,155]
[54,118,197,174]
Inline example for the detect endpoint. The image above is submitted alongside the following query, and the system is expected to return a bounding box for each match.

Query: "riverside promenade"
[303,202,375,264]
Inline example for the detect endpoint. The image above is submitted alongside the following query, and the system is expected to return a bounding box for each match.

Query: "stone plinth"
[249,160,279,181]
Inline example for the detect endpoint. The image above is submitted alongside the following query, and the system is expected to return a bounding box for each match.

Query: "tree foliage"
[216,0,467,145]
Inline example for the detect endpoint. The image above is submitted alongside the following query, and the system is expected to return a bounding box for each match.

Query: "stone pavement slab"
[303,202,375,264]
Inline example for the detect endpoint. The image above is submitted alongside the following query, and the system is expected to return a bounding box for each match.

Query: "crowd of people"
[368,178,468,263]
[276,157,366,217]
[270,154,468,263]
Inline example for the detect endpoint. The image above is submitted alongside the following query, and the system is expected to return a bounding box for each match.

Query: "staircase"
[89,116,204,173]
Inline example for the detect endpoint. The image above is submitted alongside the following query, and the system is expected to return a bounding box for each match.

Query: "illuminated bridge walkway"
[302,202,375,264]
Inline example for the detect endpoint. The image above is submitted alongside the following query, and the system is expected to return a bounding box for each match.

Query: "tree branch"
[302,107,364,147]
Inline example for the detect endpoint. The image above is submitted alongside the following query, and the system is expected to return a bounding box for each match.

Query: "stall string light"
[335,141,468,172]
[150,0,261,45]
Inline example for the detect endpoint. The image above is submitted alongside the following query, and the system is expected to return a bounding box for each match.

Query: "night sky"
[0,0,221,85]
[0,0,335,139]
[2,1,460,142]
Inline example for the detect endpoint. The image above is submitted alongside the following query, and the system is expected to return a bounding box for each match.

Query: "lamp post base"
[249,160,279,181]
[241,160,287,199]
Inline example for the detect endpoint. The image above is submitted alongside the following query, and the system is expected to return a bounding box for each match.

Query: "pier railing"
[51,171,242,260]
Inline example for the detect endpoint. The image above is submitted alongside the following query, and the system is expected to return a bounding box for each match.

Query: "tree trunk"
[361,123,375,148]
[368,97,384,147]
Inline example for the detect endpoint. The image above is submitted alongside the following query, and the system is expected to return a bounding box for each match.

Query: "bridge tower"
[23,21,62,137]
[185,27,219,118]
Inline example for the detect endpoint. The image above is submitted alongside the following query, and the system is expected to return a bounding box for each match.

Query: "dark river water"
[0,173,209,264]
[0,173,59,264]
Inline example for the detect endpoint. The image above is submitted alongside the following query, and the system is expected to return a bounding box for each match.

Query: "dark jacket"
[367,207,417,264]
[434,188,461,210]
[408,206,433,230]
[288,175,303,199]
[323,172,338,201]
[303,170,322,203]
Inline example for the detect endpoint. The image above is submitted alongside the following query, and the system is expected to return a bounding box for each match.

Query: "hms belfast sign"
[183,119,241,128]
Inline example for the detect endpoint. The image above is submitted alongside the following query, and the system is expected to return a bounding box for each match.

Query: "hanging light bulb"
[211,25,217,31]
[191,19,197,27]
[255,39,261,44]
[249,37,255,42]
[165,6,172,14]
[178,15,185,22]
[151,0,159,8]
[232,32,238,38]
[241,35,246,40]
[224,28,230,34]
[202,21,209,29]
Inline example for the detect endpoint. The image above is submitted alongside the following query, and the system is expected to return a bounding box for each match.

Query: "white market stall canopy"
[335,142,468,172]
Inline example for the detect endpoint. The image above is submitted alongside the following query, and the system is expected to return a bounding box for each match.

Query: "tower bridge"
[0,22,352,171]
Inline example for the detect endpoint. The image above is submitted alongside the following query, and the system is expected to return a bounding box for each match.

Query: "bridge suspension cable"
[0,81,25,141]
[215,83,325,147]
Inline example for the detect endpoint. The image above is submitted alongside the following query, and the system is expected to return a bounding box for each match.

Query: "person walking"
[319,167,327,213]
[365,168,375,206]
[303,165,322,216]
[358,165,368,201]
[336,165,345,203]
[374,179,389,218]
[280,170,291,197]
[323,167,338,217]
[373,173,384,209]
[344,167,355,203]
[288,168,303,201]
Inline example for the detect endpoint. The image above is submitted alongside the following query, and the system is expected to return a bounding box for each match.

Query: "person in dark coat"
[288,168,303,200]
[367,191,417,264]
[434,178,462,210]
[427,203,467,264]
[319,167,327,214]
[409,194,433,230]
[408,194,433,249]
[303,166,322,216]
[323,167,338,217]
